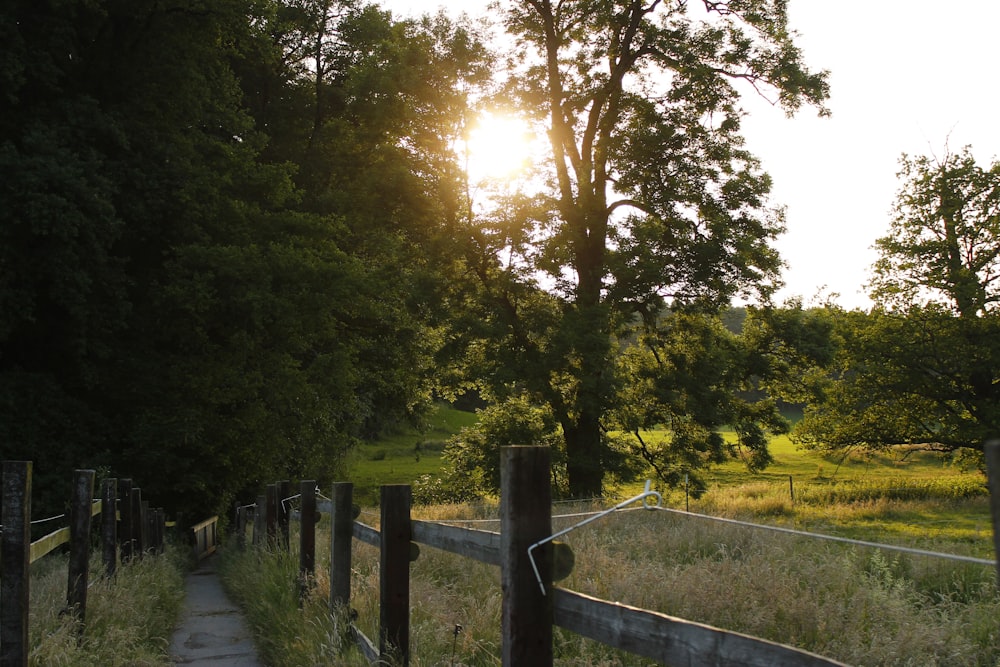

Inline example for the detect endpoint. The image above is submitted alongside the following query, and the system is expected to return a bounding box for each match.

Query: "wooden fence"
[242,446,852,667]
[0,462,171,667]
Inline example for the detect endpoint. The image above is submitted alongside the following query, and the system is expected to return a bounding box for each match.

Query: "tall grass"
[220,496,999,667]
[28,547,187,667]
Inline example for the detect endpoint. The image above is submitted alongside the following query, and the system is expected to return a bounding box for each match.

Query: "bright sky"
[378,0,1000,309]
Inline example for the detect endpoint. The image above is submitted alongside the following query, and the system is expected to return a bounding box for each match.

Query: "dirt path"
[168,556,263,666]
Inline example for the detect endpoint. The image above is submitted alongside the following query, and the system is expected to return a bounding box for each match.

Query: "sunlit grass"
[28,547,187,667]
[220,497,999,666]
[224,405,999,664]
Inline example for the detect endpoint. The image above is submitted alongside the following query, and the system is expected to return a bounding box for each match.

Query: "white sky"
[378,0,1000,309]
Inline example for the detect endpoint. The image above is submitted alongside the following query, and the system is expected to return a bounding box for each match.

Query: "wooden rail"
[191,515,219,560]
[29,499,102,564]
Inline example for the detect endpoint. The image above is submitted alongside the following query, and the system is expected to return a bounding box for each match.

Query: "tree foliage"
[452,0,829,496]
[870,147,1000,318]
[796,148,1000,456]
[0,0,486,518]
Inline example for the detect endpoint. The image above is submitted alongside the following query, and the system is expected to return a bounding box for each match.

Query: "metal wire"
[652,505,994,566]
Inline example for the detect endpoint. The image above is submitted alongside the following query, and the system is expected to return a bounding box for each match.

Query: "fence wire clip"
[527,480,662,596]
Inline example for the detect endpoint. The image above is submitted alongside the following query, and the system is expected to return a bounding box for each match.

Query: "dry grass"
[28,547,186,667]
[220,492,999,667]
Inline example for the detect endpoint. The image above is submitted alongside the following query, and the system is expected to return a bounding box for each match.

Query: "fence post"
[67,469,96,631]
[118,478,133,563]
[501,446,553,667]
[380,484,412,666]
[130,488,144,558]
[985,439,1000,589]
[278,479,291,551]
[1,461,31,667]
[254,494,266,546]
[266,483,278,546]
[102,478,118,577]
[235,502,246,550]
[299,481,317,601]
[330,482,354,609]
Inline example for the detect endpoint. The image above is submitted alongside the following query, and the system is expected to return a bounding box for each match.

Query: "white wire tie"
[527,479,662,596]
[281,493,301,512]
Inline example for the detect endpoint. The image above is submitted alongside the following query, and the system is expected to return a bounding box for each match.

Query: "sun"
[460,111,539,183]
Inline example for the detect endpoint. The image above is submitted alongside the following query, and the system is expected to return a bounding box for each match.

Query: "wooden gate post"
[984,439,1000,589]
[330,482,354,608]
[1,461,31,667]
[102,478,118,576]
[67,469,96,630]
[118,478,133,563]
[299,481,317,601]
[380,484,412,666]
[501,446,553,667]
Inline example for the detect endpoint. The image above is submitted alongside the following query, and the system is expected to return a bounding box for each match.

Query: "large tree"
[458,0,829,496]
[795,148,1000,455]
[0,0,489,518]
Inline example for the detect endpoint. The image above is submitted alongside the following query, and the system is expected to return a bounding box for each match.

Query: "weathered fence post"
[118,478,133,563]
[67,469,96,630]
[102,478,118,576]
[234,501,245,549]
[1,461,31,667]
[330,482,354,609]
[254,494,266,546]
[299,480,317,601]
[266,483,278,546]
[140,499,150,555]
[501,446,553,667]
[130,488,144,558]
[278,479,291,551]
[984,439,1000,589]
[380,484,412,666]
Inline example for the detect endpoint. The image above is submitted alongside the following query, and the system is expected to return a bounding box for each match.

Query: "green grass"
[347,405,477,505]
[28,546,188,666]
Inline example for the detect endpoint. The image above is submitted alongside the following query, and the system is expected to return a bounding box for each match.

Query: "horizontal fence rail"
[29,500,102,564]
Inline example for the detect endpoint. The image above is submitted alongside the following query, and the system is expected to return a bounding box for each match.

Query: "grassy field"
[207,404,1000,665]
[345,406,477,505]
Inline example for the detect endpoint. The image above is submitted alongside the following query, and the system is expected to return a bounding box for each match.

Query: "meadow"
[218,404,999,666]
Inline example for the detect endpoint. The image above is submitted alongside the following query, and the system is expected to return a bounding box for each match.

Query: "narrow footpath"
[168,556,264,666]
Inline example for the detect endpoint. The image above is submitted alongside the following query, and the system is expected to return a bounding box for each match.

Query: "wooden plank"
[29,527,70,564]
[379,485,411,665]
[500,446,552,667]
[410,520,500,566]
[552,588,850,667]
[353,521,380,548]
[350,624,380,663]
[2,461,31,667]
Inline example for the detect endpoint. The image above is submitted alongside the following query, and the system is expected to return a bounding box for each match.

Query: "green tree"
[796,148,1000,456]
[870,147,1000,318]
[458,0,829,496]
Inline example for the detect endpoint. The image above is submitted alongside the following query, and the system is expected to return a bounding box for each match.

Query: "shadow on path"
[168,555,264,666]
